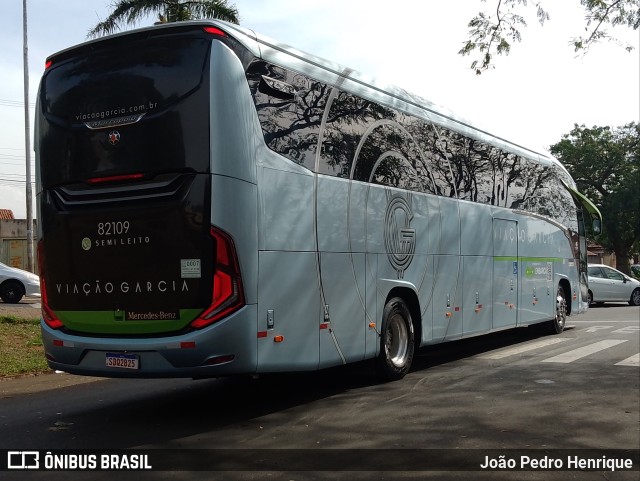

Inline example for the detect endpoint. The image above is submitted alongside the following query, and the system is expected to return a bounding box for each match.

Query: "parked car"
[0,262,41,304]
[587,264,640,306]
[630,264,640,280]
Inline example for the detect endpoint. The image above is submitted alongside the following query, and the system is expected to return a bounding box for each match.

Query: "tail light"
[37,241,64,329]
[203,26,227,37]
[87,173,144,185]
[191,226,245,329]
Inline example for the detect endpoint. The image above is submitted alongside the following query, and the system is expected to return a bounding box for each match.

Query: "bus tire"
[376,297,414,382]
[547,284,567,334]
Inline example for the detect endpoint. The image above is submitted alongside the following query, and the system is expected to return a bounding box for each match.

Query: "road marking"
[575,320,640,323]
[615,353,640,367]
[611,326,640,334]
[541,340,627,363]
[480,338,569,360]
[582,326,612,333]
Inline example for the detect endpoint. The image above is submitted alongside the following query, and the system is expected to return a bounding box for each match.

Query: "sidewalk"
[0,296,41,318]
[0,371,103,398]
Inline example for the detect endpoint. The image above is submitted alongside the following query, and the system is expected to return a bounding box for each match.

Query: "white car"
[0,262,41,304]
[587,264,640,306]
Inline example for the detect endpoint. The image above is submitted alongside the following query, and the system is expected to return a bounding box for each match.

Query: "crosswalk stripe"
[615,353,640,367]
[480,338,569,360]
[541,340,628,364]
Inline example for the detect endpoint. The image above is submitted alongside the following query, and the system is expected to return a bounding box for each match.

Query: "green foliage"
[88,0,239,38]
[575,0,640,53]
[550,122,640,273]
[461,0,639,74]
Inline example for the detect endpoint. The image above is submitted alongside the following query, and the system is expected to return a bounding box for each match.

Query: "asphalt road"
[0,303,638,480]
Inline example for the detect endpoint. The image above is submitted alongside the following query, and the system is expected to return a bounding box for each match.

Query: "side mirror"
[592,218,601,235]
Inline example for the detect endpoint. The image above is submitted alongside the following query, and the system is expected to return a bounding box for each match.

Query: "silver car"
[0,262,41,304]
[587,264,640,306]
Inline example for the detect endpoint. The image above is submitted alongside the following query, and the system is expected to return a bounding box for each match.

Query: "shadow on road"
[0,325,575,450]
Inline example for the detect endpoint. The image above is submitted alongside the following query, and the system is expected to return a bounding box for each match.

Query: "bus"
[36,20,602,381]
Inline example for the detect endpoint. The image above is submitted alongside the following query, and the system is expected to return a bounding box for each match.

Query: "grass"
[0,315,50,378]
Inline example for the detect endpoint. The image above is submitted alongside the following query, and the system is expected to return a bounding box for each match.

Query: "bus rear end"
[36,24,255,377]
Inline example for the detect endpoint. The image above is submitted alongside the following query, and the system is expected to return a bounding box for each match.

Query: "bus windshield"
[37,30,218,333]
[39,34,211,187]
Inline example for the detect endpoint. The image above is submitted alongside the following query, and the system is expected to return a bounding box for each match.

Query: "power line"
[0,98,36,108]
[0,155,35,160]
[0,156,27,162]
[0,178,35,185]
[0,162,36,167]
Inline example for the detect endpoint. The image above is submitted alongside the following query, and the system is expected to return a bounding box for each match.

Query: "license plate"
[105,353,139,370]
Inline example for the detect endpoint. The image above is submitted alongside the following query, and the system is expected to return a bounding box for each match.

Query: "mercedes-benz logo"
[107,130,121,146]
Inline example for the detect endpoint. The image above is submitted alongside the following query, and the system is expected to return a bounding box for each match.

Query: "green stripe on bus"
[55,309,203,334]
[494,256,564,262]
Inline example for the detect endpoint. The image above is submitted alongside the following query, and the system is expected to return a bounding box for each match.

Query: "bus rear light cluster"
[87,173,144,185]
[38,241,64,329]
[191,226,245,329]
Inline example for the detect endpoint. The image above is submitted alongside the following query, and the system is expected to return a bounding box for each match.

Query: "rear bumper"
[41,304,257,378]
[24,280,42,298]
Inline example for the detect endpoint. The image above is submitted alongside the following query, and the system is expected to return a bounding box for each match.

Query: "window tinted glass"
[248,60,579,230]
[588,266,604,278]
[603,267,624,281]
[38,35,211,186]
[246,60,329,171]
[44,37,209,122]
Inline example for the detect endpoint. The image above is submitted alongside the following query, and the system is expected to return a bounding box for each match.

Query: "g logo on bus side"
[384,193,415,279]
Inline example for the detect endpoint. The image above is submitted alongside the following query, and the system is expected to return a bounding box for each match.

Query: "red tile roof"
[0,209,15,220]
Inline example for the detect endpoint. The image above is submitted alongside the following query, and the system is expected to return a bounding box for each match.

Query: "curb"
[0,371,104,398]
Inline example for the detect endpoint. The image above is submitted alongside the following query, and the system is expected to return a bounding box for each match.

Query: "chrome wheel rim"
[386,313,409,368]
[632,290,640,306]
[556,288,567,329]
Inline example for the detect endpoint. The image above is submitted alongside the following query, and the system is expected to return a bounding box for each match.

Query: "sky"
[1,0,638,219]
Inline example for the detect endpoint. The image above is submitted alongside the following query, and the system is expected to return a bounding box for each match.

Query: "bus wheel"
[548,285,567,334]
[376,297,414,382]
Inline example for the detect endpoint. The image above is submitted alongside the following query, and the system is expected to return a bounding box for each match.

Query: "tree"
[549,123,640,274]
[88,0,239,38]
[460,0,640,75]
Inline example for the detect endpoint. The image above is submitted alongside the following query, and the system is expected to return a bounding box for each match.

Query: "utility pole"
[23,0,34,272]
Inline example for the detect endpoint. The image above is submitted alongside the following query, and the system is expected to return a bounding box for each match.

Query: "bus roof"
[46,19,574,186]
[214,21,573,183]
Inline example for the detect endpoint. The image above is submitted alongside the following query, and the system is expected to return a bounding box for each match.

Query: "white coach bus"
[36,20,601,381]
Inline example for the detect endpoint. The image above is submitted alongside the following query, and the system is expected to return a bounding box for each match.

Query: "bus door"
[317,178,367,368]
[493,219,518,329]
[431,199,463,342]
[255,168,320,372]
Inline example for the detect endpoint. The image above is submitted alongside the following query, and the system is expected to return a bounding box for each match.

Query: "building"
[587,242,616,267]
[0,210,37,272]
